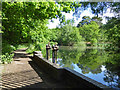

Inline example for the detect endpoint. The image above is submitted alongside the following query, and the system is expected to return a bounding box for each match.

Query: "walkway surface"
[1,48,69,89]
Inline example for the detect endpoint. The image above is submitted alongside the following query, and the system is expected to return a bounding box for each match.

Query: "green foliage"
[28,19,49,43]
[26,44,35,54]
[73,41,86,47]
[2,2,81,44]
[1,40,15,64]
[1,53,14,64]
[106,51,120,66]
[76,2,120,18]
[77,16,106,47]
[103,18,120,49]
[77,16,91,27]
[79,21,101,46]
[26,42,46,54]
[48,28,58,42]
[57,24,84,46]
[2,40,16,54]
[2,2,82,57]
[77,16,103,27]
[91,16,103,26]
[17,44,28,49]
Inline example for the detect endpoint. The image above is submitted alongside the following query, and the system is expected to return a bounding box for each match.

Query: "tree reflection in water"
[58,47,108,74]
[57,46,120,89]
[104,52,120,89]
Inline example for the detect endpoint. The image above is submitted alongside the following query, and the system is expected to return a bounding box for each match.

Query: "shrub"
[26,44,35,54]
[1,53,14,64]
[2,40,16,54]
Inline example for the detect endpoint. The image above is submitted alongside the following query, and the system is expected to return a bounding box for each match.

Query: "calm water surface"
[45,46,120,89]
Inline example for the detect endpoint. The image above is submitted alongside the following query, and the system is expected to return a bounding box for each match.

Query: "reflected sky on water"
[44,46,120,89]
[56,46,120,89]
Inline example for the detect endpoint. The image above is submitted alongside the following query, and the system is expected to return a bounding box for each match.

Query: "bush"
[26,42,47,54]
[73,41,86,47]
[17,44,28,49]
[1,40,15,64]
[26,44,35,54]
[2,40,16,54]
[1,53,14,64]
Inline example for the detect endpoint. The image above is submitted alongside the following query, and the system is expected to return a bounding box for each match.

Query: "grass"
[17,44,28,50]
[16,44,34,55]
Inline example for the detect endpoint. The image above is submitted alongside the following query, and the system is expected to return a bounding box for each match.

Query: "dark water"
[55,46,120,89]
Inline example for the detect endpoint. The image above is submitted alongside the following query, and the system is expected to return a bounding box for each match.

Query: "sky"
[47,7,114,29]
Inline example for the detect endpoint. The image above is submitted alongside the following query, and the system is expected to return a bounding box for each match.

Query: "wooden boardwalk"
[1,49,70,89]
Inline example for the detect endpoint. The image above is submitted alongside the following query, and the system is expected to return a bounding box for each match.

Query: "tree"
[2,2,81,45]
[73,2,108,18]
[57,24,83,46]
[75,2,120,48]
[74,2,120,18]
[77,16,91,27]
[77,16,103,27]
[79,21,100,46]
[91,16,103,26]
[103,18,120,49]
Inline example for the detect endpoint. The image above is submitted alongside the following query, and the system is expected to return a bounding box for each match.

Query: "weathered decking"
[1,49,70,89]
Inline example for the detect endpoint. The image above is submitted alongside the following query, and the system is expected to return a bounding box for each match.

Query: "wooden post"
[52,44,59,63]
[52,45,55,63]
[46,42,51,60]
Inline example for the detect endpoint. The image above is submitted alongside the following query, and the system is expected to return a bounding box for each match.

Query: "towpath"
[1,48,69,89]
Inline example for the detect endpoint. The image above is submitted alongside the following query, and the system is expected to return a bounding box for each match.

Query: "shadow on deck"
[1,60,70,89]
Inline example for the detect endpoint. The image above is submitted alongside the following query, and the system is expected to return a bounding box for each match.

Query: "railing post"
[52,45,55,63]
[52,44,59,63]
[46,42,51,60]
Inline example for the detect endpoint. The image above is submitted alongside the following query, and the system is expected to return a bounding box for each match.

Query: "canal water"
[44,46,120,89]
[57,46,120,89]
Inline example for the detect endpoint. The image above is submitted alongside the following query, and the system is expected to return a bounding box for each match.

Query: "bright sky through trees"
[47,7,115,29]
